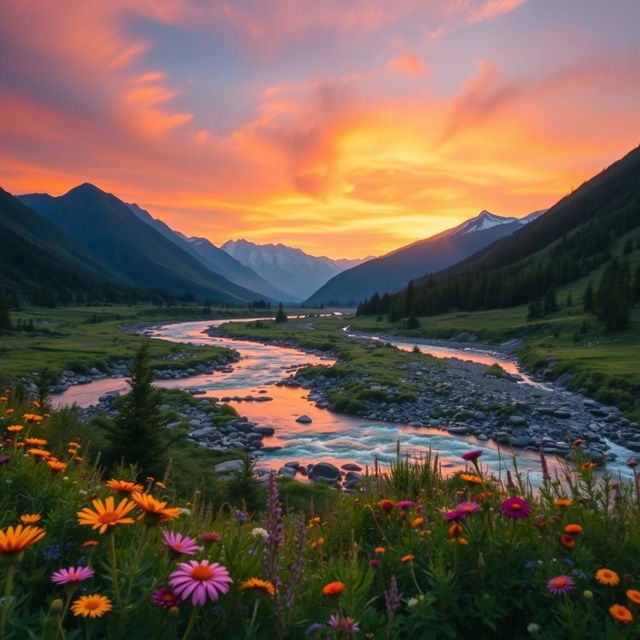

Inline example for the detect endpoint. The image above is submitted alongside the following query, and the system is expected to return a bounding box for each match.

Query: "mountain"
[0,187,135,302]
[221,239,370,301]
[377,144,640,316]
[127,204,295,302]
[19,184,266,304]
[305,209,545,306]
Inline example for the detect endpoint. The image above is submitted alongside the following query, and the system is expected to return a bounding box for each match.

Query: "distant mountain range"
[305,209,546,306]
[222,239,372,301]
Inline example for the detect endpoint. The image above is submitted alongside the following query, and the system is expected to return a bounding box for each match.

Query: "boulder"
[310,462,341,483]
[213,459,245,474]
[296,415,313,424]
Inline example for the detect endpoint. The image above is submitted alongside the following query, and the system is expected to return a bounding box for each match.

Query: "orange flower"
[26,448,51,458]
[6,425,23,433]
[20,514,41,524]
[155,481,166,489]
[374,547,386,554]
[68,442,81,449]
[560,534,575,548]
[378,499,394,512]
[609,604,632,624]
[322,581,345,596]
[572,439,583,446]
[25,437,47,446]
[448,523,463,538]
[596,568,620,586]
[0,525,46,554]
[47,460,67,472]
[22,413,43,423]
[400,554,415,563]
[564,524,583,535]
[554,498,572,507]
[241,578,276,596]
[71,594,112,618]
[412,517,424,528]
[74,456,85,462]
[310,537,325,549]
[581,462,597,471]
[106,479,144,494]
[308,516,321,528]
[626,590,640,604]
[5,409,14,415]
[460,473,482,484]
[77,497,136,534]
[450,537,469,545]
[83,540,99,547]
[131,492,181,522]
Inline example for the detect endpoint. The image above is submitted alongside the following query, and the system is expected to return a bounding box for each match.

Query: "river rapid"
[54,318,634,482]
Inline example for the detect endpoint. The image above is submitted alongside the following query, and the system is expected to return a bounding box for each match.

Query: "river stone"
[252,426,275,436]
[213,459,244,474]
[341,463,362,471]
[296,415,313,424]
[310,462,340,482]
[508,415,527,426]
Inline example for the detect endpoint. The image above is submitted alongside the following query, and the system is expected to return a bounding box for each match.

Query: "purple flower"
[0,455,10,465]
[384,576,402,619]
[457,501,480,514]
[235,511,247,523]
[462,450,483,462]
[305,623,325,637]
[369,558,380,568]
[162,531,200,556]
[547,575,575,595]
[51,566,94,585]
[501,497,532,519]
[169,560,233,605]
[152,587,183,609]
[395,501,415,509]
[443,510,464,521]
[328,615,360,633]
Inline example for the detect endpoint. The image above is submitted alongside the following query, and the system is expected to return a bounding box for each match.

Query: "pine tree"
[0,288,11,331]
[596,260,630,331]
[107,342,166,476]
[406,313,420,329]
[274,302,288,323]
[583,282,595,313]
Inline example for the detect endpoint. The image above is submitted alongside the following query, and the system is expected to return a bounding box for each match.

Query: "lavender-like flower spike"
[264,472,283,587]
[384,575,403,619]
[285,512,308,609]
[539,447,549,481]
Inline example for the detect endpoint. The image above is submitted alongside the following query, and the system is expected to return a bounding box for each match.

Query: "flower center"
[191,565,213,581]
[162,593,174,601]
[98,512,120,524]
[511,503,522,510]
[85,600,100,610]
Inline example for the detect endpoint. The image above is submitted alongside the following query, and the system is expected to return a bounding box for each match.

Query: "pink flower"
[162,531,199,556]
[547,575,575,595]
[51,566,95,585]
[169,560,232,605]
[443,510,464,521]
[501,497,532,519]
[462,450,483,462]
[328,614,360,632]
[152,587,183,609]
[200,532,221,544]
[457,502,480,514]
[395,501,415,509]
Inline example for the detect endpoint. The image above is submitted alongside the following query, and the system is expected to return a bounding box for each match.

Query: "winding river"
[55,318,633,482]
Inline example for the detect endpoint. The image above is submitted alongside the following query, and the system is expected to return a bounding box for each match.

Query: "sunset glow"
[1,0,639,257]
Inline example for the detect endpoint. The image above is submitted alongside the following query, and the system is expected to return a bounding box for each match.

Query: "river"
[54,318,633,482]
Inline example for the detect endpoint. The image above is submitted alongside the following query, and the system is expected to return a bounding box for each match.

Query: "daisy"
[169,560,232,605]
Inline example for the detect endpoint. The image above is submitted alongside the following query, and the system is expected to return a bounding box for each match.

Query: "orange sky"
[1,0,639,258]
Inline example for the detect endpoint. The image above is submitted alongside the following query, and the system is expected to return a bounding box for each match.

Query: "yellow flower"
[19,514,41,525]
[77,497,136,534]
[595,568,620,586]
[71,594,112,618]
[460,473,482,484]
[310,537,325,549]
[0,525,46,554]
[241,578,276,596]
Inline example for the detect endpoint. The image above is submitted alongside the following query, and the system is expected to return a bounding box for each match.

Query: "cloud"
[387,53,427,75]
[466,0,527,24]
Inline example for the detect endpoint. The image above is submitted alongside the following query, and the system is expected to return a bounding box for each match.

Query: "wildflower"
[395,501,415,509]
[554,498,571,507]
[305,623,325,637]
[77,497,136,534]
[310,537,325,549]
[155,481,166,489]
[572,439,583,446]
[0,525,46,558]
[580,462,597,471]
[407,597,419,607]
[460,473,482,484]
[595,568,620,586]
[560,534,576,548]
[5,409,14,415]
[235,511,247,523]
[68,442,81,449]
[251,527,268,539]
[450,537,470,545]
[152,587,183,609]
[82,540,99,548]
[26,448,51,458]
[384,575,402,618]
[462,449,483,461]
[308,517,321,528]
[609,604,633,624]
[444,510,464,521]
[105,479,144,494]
[378,499,394,512]
[132,492,181,523]
[457,502,480,514]
[0,455,9,465]
[200,532,221,546]
[547,575,575,595]
[400,554,415,563]
[51,566,95,585]
[501,497,532,519]
[47,460,67,472]
[43,544,62,560]
[241,577,276,596]
[369,559,380,567]
[20,514,41,524]
[162,531,199,556]
[322,581,345,596]
[564,524,583,535]
[412,517,424,528]
[583,590,593,599]
[626,590,640,604]
[374,547,386,554]
[448,523,464,538]
[23,413,43,422]
[169,560,233,605]
[25,437,47,446]
[71,594,112,618]
[327,615,360,633]
[7,425,23,433]
[527,622,541,633]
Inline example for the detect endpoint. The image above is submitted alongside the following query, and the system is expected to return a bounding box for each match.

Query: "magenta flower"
[462,450,483,462]
[152,587,183,609]
[457,502,480,514]
[328,614,360,632]
[547,575,575,595]
[200,532,221,544]
[369,559,380,568]
[0,455,10,465]
[395,501,415,509]
[51,566,95,585]
[169,560,232,605]
[501,497,532,519]
[443,509,464,521]
[163,531,200,556]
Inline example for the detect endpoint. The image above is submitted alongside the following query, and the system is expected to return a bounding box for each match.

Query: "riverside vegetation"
[2,392,640,639]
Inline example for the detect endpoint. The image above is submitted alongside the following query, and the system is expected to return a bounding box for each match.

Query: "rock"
[252,426,275,436]
[284,461,300,469]
[213,459,245,474]
[508,415,527,426]
[296,415,313,424]
[555,372,572,387]
[341,463,362,471]
[553,409,572,419]
[310,462,341,483]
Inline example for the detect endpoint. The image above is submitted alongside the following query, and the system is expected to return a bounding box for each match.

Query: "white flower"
[406,597,419,608]
[527,622,541,634]
[179,508,191,516]
[251,527,268,539]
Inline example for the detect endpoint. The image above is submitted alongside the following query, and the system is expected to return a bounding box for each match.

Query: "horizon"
[2,1,639,258]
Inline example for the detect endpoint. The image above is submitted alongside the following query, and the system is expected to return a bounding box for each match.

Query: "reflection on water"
[54,319,632,481]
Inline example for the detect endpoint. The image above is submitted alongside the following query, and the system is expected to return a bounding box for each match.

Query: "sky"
[1,0,639,258]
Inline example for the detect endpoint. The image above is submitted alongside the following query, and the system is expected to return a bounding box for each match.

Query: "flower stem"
[108,533,121,607]
[125,525,149,602]
[181,606,199,640]
[245,599,260,639]
[0,564,16,637]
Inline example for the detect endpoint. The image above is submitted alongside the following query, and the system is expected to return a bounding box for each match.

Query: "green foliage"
[275,302,288,323]
[484,363,508,378]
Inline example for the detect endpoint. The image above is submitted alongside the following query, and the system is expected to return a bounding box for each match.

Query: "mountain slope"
[222,239,369,301]
[127,204,295,302]
[384,145,640,315]
[19,184,265,303]
[305,210,543,306]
